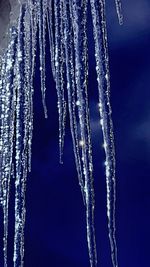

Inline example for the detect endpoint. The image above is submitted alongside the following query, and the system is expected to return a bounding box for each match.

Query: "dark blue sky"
[22,1,150,267]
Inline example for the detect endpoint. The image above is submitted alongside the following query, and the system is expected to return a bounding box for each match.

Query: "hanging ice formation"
[0,0,123,266]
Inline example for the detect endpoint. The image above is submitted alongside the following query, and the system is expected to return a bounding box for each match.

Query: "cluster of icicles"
[0,0,123,266]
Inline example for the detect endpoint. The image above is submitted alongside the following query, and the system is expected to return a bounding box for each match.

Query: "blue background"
[21,1,150,266]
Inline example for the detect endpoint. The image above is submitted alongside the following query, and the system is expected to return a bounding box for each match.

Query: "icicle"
[26,0,39,172]
[38,0,48,118]
[62,0,85,203]
[114,0,123,25]
[71,1,97,266]
[0,1,124,266]
[0,28,17,267]
[90,0,118,266]
[24,3,35,172]
[47,0,56,79]
[29,0,38,78]
[13,5,27,266]
[54,0,67,164]
[0,58,6,207]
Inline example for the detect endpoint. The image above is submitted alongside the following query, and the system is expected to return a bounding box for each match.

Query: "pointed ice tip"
[115,0,123,25]
[59,152,64,165]
[118,15,123,25]
[59,158,63,165]
[43,107,48,119]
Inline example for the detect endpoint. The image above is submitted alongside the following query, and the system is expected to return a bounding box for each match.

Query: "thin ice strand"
[13,5,26,267]
[71,1,97,266]
[54,0,66,164]
[114,0,123,25]
[90,0,118,266]
[62,0,85,203]
[47,0,56,79]
[38,0,48,118]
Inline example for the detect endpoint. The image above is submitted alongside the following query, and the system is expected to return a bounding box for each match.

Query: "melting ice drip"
[0,0,123,266]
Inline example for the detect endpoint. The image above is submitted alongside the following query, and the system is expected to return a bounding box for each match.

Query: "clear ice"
[0,0,123,266]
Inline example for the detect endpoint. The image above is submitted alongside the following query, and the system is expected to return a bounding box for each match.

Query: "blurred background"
[10,1,150,266]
